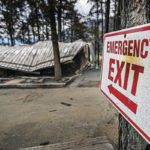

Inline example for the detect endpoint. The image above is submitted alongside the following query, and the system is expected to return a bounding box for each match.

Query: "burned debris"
[0,40,93,77]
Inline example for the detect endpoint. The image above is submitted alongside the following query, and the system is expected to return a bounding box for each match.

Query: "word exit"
[108,58,144,96]
[100,24,150,143]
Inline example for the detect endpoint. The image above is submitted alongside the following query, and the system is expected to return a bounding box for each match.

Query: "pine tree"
[27,0,43,41]
[118,0,150,149]
[57,0,63,42]
[88,0,104,66]
[0,0,25,46]
[105,0,110,33]
[48,0,62,80]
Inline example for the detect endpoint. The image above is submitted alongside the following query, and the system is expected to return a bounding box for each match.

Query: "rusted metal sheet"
[0,40,89,72]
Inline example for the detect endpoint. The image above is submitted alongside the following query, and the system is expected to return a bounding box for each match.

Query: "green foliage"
[0,0,89,45]
[0,0,25,45]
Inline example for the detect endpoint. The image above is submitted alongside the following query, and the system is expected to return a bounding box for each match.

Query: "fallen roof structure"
[0,40,92,73]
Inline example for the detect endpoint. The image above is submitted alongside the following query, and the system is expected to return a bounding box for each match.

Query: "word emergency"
[107,39,149,58]
[107,39,149,96]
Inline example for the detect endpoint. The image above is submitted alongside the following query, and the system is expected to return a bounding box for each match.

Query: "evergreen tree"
[48,0,62,80]
[27,0,43,41]
[88,0,104,66]
[0,0,25,46]
[105,0,110,33]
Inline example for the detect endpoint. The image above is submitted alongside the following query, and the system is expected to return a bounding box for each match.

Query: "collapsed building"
[0,40,94,77]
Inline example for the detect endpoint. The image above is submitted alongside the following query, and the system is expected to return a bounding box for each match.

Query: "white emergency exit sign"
[100,24,150,143]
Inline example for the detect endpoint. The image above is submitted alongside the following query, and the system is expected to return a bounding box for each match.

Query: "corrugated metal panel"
[0,40,88,72]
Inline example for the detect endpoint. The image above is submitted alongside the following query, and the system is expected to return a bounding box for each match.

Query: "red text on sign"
[107,39,149,59]
[108,58,144,96]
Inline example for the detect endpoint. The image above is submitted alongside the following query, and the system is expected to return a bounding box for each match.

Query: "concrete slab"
[70,68,100,87]
[4,79,24,85]
[20,136,114,150]
[0,75,78,89]
[0,68,100,88]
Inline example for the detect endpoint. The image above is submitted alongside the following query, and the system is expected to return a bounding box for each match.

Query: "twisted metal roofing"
[0,40,88,72]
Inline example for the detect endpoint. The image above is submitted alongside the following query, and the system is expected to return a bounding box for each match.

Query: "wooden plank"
[20,136,114,150]
[33,42,49,66]
[19,46,34,67]
[34,41,52,71]
[25,46,35,71]
[0,40,87,72]
[15,47,29,71]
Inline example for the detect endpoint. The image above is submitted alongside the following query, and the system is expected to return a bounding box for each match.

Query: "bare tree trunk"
[62,10,65,42]
[9,33,14,46]
[101,0,104,42]
[9,25,14,46]
[35,2,41,41]
[70,18,73,42]
[105,0,110,33]
[37,23,40,41]
[94,22,97,62]
[49,0,62,80]
[7,37,10,45]
[96,0,100,67]
[58,0,62,42]
[113,0,117,31]
[32,27,36,43]
[46,24,49,40]
[8,2,14,46]
[116,0,121,30]
[27,26,30,43]
[119,114,150,150]
[119,0,150,149]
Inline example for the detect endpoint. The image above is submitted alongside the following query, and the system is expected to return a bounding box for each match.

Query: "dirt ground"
[0,87,118,150]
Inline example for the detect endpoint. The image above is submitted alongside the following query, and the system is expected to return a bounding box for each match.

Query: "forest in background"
[0,0,122,71]
[0,0,121,45]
